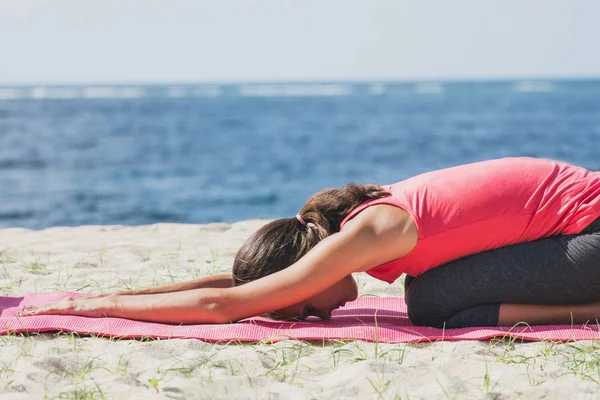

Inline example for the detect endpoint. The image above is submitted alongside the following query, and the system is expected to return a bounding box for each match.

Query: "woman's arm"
[19,288,230,324]
[20,206,416,323]
[112,274,233,296]
[76,274,233,302]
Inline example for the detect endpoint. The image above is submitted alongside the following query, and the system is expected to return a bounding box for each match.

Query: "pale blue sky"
[1,0,598,84]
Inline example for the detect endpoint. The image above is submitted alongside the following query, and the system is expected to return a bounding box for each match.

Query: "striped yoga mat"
[2,292,599,343]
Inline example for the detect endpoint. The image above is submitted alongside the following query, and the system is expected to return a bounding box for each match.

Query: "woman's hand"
[19,295,112,318]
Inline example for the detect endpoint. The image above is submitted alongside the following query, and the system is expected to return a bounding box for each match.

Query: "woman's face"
[274,275,359,320]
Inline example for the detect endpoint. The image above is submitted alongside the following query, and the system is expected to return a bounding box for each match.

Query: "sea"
[1,80,599,229]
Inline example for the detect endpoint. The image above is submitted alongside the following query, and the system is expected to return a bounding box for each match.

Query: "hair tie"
[296,213,307,226]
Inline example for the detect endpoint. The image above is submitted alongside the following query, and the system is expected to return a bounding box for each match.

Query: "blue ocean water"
[1,80,599,229]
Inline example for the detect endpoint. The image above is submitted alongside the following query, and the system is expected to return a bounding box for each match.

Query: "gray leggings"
[404,217,600,328]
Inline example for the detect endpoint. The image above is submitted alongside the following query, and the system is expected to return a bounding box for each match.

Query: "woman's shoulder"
[341,204,419,271]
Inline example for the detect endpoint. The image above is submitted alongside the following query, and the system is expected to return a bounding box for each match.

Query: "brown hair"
[232,183,390,286]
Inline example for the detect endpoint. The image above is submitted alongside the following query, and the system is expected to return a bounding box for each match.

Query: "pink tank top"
[340,157,600,284]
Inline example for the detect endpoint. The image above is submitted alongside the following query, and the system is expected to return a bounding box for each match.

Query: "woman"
[20,157,600,328]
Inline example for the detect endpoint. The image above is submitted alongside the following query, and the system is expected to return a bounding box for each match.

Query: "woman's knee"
[406,277,501,328]
[404,279,448,328]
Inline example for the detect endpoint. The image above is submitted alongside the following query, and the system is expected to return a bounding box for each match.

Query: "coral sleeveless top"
[340,157,600,284]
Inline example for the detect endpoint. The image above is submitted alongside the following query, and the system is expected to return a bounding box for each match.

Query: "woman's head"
[231,215,325,286]
[275,274,359,320]
[232,183,389,318]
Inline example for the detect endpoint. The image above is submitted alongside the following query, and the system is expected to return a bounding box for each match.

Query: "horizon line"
[1,75,600,88]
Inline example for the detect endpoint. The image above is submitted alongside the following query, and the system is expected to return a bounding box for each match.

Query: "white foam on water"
[82,87,118,98]
[0,88,29,100]
[191,86,221,97]
[370,83,386,95]
[46,87,80,99]
[31,87,48,99]
[414,82,443,94]
[513,81,554,93]
[31,87,81,99]
[116,87,146,98]
[82,87,146,99]
[167,87,188,98]
[238,84,352,97]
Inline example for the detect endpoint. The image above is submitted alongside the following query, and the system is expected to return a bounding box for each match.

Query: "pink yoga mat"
[1,292,599,343]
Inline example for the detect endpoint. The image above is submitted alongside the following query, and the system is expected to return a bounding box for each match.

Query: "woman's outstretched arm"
[21,288,232,324]
[20,205,417,324]
[76,274,233,302]
[112,274,233,296]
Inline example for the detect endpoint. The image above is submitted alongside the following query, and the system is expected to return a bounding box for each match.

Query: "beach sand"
[1,221,600,399]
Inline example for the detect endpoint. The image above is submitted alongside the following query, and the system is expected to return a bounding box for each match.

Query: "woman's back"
[341,157,600,282]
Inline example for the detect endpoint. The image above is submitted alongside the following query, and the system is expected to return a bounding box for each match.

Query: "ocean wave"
[191,86,221,97]
[166,87,188,98]
[414,82,443,94]
[370,83,386,95]
[0,88,29,100]
[32,87,80,99]
[513,81,554,93]
[238,84,353,97]
[82,87,146,99]
[166,86,221,98]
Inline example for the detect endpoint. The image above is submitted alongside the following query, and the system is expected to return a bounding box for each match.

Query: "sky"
[0,0,599,84]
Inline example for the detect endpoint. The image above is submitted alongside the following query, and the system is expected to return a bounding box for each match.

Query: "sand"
[1,221,600,399]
